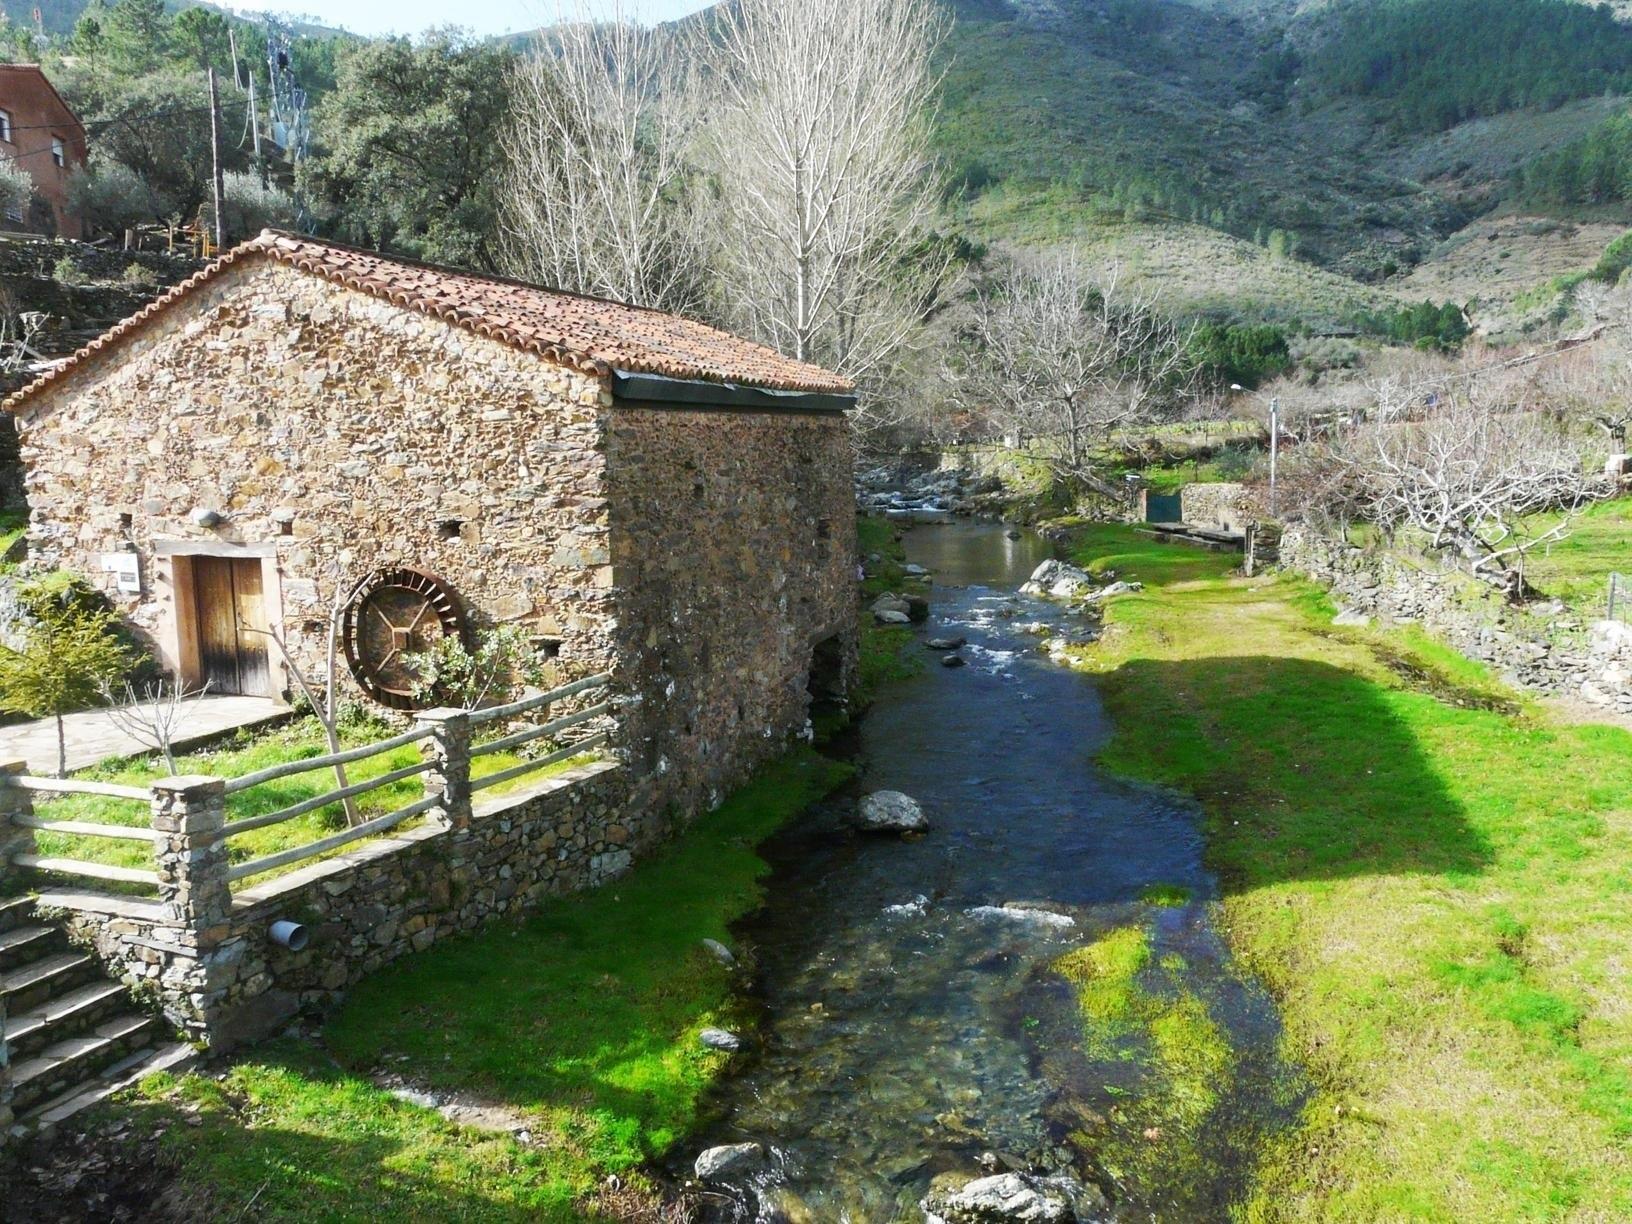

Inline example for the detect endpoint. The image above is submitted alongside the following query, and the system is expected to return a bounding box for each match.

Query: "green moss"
[116,748,854,1221]
[1140,882,1194,907]
[1056,925,1152,1026]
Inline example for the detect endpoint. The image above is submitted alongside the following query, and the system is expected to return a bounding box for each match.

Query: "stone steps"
[7,980,131,1058]
[0,924,61,972]
[1,896,194,1140]
[1,950,99,1013]
[23,1042,197,1134]
[9,1014,159,1111]
[0,896,34,934]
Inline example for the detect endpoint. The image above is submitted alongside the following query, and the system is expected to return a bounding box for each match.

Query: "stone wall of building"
[48,757,657,1050]
[13,259,618,698]
[1280,524,1632,714]
[604,406,858,815]
[1180,482,1252,532]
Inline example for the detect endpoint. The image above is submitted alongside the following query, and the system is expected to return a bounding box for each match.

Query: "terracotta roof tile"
[4,230,853,413]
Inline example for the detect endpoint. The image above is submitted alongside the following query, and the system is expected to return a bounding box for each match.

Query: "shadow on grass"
[1095,654,1493,891]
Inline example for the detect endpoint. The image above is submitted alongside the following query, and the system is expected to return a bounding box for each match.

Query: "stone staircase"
[1,896,195,1135]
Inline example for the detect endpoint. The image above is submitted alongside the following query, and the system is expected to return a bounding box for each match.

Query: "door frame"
[156,541,288,700]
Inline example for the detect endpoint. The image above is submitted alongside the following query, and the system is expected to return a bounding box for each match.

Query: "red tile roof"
[4,230,854,412]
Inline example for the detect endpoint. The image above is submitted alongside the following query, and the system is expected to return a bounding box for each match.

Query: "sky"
[218,1,713,39]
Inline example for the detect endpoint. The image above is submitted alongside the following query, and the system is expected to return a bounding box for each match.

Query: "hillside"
[936,0,1632,329]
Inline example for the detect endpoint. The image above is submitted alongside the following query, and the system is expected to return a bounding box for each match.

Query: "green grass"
[30,716,596,887]
[1519,497,1632,615]
[0,508,25,564]
[1066,523,1632,1220]
[855,515,925,706]
[110,748,853,1221]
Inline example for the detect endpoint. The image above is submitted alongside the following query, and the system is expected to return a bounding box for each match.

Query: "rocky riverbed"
[680,520,1301,1222]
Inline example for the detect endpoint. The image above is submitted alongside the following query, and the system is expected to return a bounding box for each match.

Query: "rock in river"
[1019,560,1094,600]
[702,938,737,969]
[854,790,929,834]
[700,1027,745,1052]
[694,1142,765,1182]
[927,636,967,651]
[922,1170,1107,1223]
[941,653,968,669]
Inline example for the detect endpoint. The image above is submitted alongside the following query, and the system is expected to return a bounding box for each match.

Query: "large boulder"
[921,1171,1106,1223]
[694,1142,765,1182]
[854,790,929,833]
[1080,581,1143,603]
[1019,560,1094,600]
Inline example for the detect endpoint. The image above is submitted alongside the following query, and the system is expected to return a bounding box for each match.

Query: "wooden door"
[193,557,271,696]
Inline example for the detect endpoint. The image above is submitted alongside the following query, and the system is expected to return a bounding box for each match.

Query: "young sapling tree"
[0,586,135,776]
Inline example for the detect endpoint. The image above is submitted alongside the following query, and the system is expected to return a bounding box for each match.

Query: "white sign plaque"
[100,552,141,595]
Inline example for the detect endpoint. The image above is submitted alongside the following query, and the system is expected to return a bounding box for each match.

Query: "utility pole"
[1269,395,1280,518]
[207,66,226,253]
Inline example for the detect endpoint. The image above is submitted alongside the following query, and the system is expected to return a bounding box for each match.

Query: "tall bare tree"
[956,253,1198,494]
[707,0,949,383]
[501,3,712,314]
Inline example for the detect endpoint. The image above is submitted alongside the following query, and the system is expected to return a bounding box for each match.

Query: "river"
[689,520,1300,1222]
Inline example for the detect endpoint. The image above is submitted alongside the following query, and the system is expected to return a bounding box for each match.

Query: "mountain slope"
[936,0,1632,328]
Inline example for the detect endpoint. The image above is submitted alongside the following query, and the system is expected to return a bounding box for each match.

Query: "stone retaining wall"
[40,756,655,1051]
[1179,482,1251,532]
[1280,524,1632,715]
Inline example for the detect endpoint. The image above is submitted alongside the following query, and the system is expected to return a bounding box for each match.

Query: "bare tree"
[1328,398,1598,600]
[706,0,950,386]
[501,2,713,314]
[241,574,361,826]
[955,252,1198,495]
[98,677,211,775]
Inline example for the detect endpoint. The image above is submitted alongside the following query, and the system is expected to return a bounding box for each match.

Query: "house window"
[50,137,65,168]
[0,111,12,143]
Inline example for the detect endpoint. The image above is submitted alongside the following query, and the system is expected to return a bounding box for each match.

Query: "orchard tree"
[955,252,1198,495]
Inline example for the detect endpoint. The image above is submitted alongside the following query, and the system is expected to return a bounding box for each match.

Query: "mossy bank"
[1064,523,1632,1219]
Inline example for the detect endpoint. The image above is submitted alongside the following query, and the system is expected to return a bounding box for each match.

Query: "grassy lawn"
[1066,523,1632,1220]
[1520,497,1632,616]
[29,716,596,888]
[97,748,851,1221]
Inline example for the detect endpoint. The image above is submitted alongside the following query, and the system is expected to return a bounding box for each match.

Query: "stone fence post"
[0,759,34,1142]
[150,776,231,946]
[0,759,36,897]
[417,709,472,832]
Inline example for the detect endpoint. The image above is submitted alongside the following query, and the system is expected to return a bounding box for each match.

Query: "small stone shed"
[4,230,858,815]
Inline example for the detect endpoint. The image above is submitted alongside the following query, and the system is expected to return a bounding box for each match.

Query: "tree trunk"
[55,711,66,779]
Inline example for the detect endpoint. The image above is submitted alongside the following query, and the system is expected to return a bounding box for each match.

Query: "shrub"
[0,158,31,226]
[50,255,87,286]
[67,155,153,234]
[204,172,297,244]
[121,262,160,287]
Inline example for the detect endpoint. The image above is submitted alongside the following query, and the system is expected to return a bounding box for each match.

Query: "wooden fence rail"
[0,673,618,897]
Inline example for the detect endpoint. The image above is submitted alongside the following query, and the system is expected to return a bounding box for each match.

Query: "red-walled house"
[0,64,87,238]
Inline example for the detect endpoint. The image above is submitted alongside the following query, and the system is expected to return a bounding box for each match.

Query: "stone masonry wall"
[604,406,858,816]
[1280,524,1632,715]
[50,759,656,1050]
[1180,482,1251,533]
[13,259,618,696]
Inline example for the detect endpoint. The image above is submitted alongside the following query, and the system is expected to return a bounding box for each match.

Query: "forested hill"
[5,0,1632,334]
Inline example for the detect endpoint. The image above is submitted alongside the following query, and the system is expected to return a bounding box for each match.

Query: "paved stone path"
[0,696,291,776]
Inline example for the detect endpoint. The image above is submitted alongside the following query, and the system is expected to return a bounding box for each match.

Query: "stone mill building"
[3,229,859,817]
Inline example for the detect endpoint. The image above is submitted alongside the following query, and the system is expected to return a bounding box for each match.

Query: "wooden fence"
[0,673,614,897]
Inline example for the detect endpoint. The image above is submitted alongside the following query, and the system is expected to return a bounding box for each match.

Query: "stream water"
[690,521,1301,1223]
